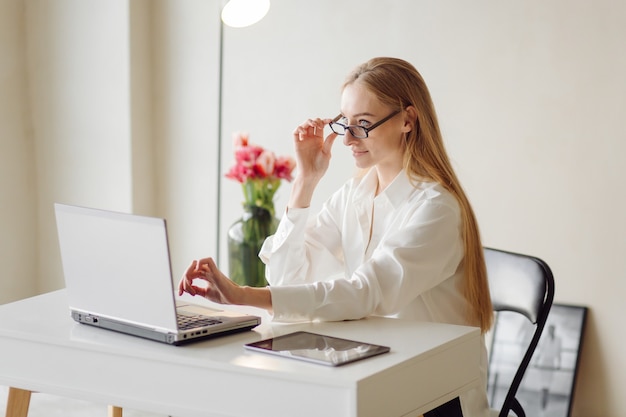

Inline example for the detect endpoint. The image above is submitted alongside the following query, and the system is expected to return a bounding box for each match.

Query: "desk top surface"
[0,290,482,417]
[0,289,478,382]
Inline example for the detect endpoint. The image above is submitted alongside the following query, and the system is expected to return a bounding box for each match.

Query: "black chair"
[484,247,555,417]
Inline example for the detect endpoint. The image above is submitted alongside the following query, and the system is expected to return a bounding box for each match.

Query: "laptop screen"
[55,204,179,331]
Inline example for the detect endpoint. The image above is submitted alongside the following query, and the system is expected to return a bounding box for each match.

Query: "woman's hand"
[178,257,238,305]
[292,117,338,182]
[289,118,338,208]
[178,257,273,311]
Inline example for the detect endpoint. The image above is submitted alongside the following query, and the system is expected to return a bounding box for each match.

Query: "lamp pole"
[215,0,270,265]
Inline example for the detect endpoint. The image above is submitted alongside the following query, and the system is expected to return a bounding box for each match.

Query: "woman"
[179,57,492,417]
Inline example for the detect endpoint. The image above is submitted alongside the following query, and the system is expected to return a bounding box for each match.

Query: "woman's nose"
[343,131,358,146]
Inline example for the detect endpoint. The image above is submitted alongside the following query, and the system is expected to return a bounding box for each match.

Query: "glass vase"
[227,205,279,287]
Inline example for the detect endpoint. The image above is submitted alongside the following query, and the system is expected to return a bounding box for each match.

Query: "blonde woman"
[180,57,493,417]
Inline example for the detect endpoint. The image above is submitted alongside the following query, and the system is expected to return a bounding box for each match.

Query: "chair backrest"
[484,247,555,417]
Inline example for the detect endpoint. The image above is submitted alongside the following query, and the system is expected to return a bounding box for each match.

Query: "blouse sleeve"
[258,182,351,287]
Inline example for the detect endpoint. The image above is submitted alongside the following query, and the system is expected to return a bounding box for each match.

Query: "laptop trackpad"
[176,302,222,316]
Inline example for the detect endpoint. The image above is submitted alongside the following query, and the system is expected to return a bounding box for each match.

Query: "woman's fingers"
[178,260,196,296]
[190,285,208,298]
[323,131,339,154]
[195,257,216,271]
[293,118,334,141]
[178,257,227,299]
[178,258,214,296]
[179,256,247,306]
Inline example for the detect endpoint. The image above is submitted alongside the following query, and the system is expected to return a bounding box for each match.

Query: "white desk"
[0,290,481,417]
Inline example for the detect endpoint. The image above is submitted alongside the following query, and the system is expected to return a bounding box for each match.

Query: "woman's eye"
[358,119,371,128]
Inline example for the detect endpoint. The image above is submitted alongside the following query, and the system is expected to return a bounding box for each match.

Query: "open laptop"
[54,203,261,345]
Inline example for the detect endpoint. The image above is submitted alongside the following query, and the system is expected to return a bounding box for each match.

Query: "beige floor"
[0,386,168,417]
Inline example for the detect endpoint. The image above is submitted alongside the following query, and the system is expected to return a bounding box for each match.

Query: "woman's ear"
[402,106,418,133]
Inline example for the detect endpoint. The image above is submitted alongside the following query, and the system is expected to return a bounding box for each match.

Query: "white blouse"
[259,168,489,417]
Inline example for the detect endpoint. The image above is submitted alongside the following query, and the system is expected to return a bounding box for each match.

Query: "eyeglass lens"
[329,110,399,139]
[331,124,367,138]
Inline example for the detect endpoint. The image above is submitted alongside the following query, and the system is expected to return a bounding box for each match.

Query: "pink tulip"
[225,133,296,184]
[274,155,296,181]
[234,145,263,167]
[232,132,249,148]
[255,150,276,178]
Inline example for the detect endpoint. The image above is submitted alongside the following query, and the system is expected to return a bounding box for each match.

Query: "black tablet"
[244,331,390,366]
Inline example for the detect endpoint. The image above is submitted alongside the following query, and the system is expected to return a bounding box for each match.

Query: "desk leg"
[6,387,31,417]
[108,405,123,417]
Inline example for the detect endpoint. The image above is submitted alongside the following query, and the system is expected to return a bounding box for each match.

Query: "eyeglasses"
[329,110,400,139]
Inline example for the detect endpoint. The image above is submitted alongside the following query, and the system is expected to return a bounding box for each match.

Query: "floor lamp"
[216,0,270,262]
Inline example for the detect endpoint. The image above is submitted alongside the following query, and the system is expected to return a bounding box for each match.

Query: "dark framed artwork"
[487,303,588,417]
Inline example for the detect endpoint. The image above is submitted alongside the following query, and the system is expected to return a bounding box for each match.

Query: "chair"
[484,247,555,417]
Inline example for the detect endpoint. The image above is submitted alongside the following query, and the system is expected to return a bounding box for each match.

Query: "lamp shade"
[221,0,270,28]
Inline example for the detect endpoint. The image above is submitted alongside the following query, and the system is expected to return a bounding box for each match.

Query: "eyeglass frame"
[329,110,401,139]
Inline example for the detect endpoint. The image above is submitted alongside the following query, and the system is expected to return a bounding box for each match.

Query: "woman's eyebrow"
[339,112,376,119]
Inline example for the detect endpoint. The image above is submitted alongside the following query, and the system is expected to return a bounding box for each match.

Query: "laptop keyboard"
[177,313,222,330]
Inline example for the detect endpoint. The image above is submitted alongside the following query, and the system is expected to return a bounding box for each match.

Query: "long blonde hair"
[344,57,493,332]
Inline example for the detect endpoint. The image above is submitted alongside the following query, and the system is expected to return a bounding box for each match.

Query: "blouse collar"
[353,168,419,209]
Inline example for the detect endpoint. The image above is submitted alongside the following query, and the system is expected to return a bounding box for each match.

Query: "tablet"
[244,331,390,366]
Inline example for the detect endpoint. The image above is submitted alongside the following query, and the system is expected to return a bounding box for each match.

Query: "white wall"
[25,0,134,294]
[1,0,624,415]
[0,0,221,302]
[149,0,222,278]
[0,0,37,301]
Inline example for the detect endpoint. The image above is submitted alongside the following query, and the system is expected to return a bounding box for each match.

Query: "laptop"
[54,203,261,345]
